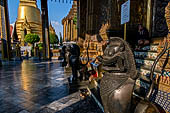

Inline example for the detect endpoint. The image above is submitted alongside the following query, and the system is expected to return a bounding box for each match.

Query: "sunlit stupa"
[16,0,42,46]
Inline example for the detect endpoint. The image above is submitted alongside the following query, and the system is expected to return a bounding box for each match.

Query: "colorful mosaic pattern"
[159,59,170,69]
[135,59,160,68]
[134,52,148,58]
[137,69,170,112]
[134,52,158,59]
[135,79,150,90]
[139,69,170,80]
[148,52,158,59]
[134,43,170,112]
[150,90,170,113]
[162,70,170,76]
[140,69,159,78]
[141,45,158,51]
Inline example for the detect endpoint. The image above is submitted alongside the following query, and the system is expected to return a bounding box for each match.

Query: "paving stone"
[0,60,102,113]
[18,110,30,113]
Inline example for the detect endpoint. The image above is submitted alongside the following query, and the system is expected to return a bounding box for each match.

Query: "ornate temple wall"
[82,0,169,45]
[77,0,170,62]
[62,0,77,42]
[78,0,154,61]
[152,0,169,38]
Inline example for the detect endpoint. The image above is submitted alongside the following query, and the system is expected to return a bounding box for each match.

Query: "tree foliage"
[59,32,63,46]
[38,43,43,51]
[73,14,77,25]
[73,14,77,29]
[50,33,59,44]
[24,33,40,45]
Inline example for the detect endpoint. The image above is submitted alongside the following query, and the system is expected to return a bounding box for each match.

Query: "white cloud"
[50,20,63,37]
[10,23,15,26]
[51,21,60,26]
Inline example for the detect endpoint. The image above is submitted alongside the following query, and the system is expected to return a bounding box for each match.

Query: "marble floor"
[0,60,69,113]
[0,60,102,113]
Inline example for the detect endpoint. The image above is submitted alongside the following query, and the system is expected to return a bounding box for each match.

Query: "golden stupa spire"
[16,0,42,45]
[19,0,37,8]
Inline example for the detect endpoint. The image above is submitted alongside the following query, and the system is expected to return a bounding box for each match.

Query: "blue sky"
[8,0,72,37]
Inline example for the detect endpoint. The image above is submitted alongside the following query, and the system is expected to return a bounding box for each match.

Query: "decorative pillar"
[65,20,67,41]
[66,19,69,41]
[0,0,6,60]
[63,20,66,42]
[4,0,11,60]
[41,0,50,59]
[86,0,97,35]
[146,0,152,36]
[75,25,77,41]
[77,0,80,39]
[70,19,73,41]
[0,0,11,60]
[68,20,71,41]
[73,21,77,41]
[73,22,75,41]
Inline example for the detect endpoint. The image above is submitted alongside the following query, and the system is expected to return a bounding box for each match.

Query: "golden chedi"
[49,22,56,35]
[16,0,42,46]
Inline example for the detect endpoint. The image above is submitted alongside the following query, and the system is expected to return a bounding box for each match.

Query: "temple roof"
[19,0,37,7]
[49,22,56,34]
[62,0,77,24]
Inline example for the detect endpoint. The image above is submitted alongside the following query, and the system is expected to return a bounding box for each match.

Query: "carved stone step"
[134,51,158,59]
[138,66,161,78]
[135,58,160,68]
[137,44,159,51]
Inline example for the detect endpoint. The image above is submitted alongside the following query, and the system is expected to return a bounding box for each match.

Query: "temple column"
[75,26,77,41]
[77,0,80,39]
[63,20,66,42]
[86,0,96,35]
[73,22,75,41]
[4,0,11,60]
[41,0,50,59]
[146,0,152,36]
[66,19,69,41]
[65,21,67,42]
[0,0,11,60]
[65,20,67,41]
[70,19,73,41]
[68,20,71,41]
[73,22,77,41]
[63,22,64,42]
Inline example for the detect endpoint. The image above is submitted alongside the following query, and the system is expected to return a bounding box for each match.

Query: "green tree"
[24,33,40,56]
[59,32,63,46]
[24,33,40,48]
[73,14,77,29]
[50,33,59,49]
[38,43,43,51]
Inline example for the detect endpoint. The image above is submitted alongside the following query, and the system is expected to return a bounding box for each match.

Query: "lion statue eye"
[114,47,119,52]
[108,51,112,56]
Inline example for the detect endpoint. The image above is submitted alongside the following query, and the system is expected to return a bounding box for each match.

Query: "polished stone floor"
[0,60,69,113]
[0,60,103,113]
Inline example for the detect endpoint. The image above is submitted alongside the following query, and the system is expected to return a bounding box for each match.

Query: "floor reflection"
[0,60,69,113]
